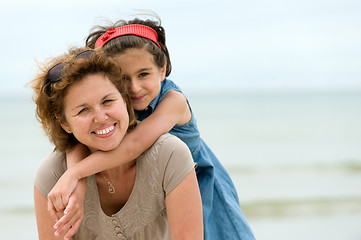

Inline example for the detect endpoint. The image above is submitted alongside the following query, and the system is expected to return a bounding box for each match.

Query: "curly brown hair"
[30,48,137,152]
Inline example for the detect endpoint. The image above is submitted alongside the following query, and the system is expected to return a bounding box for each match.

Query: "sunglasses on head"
[46,49,96,83]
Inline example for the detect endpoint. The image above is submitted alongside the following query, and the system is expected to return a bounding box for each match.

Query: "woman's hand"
[53,178,87,239]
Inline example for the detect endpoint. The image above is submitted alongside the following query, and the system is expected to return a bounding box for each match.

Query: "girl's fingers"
[64,218,82,239]
[48,192,66,212]
[47,198,59,222]
[54,200,77,230]
[54,210,78,237]
[54,211,73,230]
[63,194,75,215]
[55,204,83,234]
[62,194,70,208]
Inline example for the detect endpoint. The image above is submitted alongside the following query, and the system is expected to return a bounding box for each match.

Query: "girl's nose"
[128,79,141,94]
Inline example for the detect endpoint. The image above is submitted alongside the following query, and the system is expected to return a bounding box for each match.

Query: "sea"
[1,91,361,240]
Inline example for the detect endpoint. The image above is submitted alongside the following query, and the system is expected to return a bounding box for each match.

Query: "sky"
[1,0,361,95]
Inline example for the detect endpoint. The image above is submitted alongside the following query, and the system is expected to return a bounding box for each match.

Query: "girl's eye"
[139,72,149,78]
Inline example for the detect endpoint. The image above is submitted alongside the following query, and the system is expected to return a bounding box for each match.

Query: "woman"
[31,48,203,239]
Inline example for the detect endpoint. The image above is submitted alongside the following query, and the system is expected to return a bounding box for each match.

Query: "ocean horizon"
[1,90,361,239]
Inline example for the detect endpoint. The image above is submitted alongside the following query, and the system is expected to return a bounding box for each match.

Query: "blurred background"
[0,0,360,239]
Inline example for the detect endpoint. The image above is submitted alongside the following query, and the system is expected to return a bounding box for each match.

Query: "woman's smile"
[92,123,117,138]
[62,73,129,153]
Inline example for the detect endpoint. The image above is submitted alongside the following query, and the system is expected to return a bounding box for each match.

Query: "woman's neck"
[96,159,137,216]
[101,159,136,178]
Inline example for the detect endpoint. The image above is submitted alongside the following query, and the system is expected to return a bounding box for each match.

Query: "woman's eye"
[77,108,88,115]
[103,99,114,104]
[122,76,130,81]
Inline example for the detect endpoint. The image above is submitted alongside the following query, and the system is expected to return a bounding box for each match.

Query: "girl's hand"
[47,169,79,222]
[53,178,87,239]
[48,144,89,222]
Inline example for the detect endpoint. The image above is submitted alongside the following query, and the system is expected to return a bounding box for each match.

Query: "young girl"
[49,16,255,239]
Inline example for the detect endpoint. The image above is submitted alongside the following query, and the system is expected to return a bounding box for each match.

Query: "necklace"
[101,169,120,194]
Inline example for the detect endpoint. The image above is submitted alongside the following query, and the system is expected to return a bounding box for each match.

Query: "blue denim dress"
[136,79,255,240]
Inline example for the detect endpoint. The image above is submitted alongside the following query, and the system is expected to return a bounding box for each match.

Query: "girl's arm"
[48,144,89,239]
[166,169,203,239]
[48,90,191,208]
[72,90,191,178]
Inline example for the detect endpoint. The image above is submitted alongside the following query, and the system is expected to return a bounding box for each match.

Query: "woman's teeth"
[95,125,114,135]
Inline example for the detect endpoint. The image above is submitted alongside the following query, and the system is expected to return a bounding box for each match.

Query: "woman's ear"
[56,114,72,134]
[60,122,72,134]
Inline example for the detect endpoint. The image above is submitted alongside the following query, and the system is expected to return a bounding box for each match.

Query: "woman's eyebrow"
[71,93,118,111]
[71,103,87,112]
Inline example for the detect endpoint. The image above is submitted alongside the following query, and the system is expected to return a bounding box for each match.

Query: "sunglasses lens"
[46,50,96,83]
[47,63,66,83]
[75,49,96,60]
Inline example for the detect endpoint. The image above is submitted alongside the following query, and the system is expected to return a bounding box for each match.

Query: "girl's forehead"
[113,49,156,69]
[117,47,153,59]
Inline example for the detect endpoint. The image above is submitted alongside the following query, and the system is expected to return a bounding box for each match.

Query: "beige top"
[34,133,195,240]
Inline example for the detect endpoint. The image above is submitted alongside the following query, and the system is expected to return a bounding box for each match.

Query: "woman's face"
[61,73,129,153]
[112,48,166,111]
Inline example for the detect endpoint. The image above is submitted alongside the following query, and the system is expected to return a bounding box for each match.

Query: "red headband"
[94,24,161,49]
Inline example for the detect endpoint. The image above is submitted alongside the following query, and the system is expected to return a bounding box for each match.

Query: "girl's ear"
[160,62,167,81]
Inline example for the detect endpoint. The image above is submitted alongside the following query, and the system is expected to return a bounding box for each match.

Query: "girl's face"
[61,73,129,153]
[112,48,166,111]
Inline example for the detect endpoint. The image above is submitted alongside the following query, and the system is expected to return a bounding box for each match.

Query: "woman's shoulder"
[154,133,189,152]
[34,148,67,197]
[139,133,194,173]
[152,133,195,195]
[140,133,191,166]
[152,133,193,170]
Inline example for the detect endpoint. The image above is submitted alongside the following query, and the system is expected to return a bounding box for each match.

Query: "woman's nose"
[93,108,108,123]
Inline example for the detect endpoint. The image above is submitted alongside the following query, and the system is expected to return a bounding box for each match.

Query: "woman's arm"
[34,186,70,240]
[166,169,203,240]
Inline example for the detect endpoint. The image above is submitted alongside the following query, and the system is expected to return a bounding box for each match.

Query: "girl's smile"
[112,48,166,111]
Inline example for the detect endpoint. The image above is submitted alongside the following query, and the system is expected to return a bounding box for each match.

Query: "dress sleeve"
[33,149,67,198]
[158,134,195,196]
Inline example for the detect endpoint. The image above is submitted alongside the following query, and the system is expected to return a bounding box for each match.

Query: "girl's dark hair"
[85,15,172,77]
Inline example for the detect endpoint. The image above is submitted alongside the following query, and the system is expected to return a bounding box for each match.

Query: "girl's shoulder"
[160,78,183,99]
